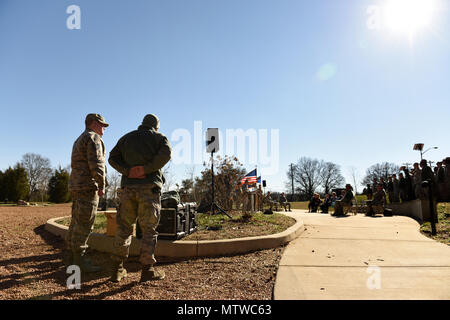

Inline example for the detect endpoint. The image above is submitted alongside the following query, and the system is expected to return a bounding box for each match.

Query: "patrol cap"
[85,113,109,127]
[142,114,160,129]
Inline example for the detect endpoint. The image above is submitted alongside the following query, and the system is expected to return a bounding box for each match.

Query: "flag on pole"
[257,176,261,184]
[241,169,257,185]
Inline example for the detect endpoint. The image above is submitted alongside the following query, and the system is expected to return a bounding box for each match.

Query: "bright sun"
[385,0,436,35]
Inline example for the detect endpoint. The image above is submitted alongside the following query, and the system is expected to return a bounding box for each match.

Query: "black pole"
[428,180,437,235]
[291,163,294,201]
[211,151,215,215]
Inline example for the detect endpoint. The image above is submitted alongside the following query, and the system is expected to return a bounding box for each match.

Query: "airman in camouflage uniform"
[367,184,386,215]
[65,113,108,273]
[333,184,354,216]
[108,114,171,283]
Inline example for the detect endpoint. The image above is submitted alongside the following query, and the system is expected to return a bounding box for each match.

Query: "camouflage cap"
[142,114,160,129]
[85,113,109,127]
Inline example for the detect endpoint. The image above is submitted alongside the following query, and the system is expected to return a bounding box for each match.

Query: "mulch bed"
[0,204,285,300]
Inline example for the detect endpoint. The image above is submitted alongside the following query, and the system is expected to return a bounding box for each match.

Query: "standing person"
[108,114,171,283]
[392,174,400,203]
[420,159,436,199]
[256,185,264,212]
[65,113,109,272]
[372,177,378,193]
[443,157,450,201]
[387,177,394,204]
[398,172,408,202]
[380,177,387,190]
[412,163,422,199]
[403,167,415,200]
[436,161,445,201]
[366,184,373,200]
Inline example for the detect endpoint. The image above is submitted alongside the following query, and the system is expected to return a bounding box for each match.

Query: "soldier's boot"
[72,252,102,273]
[140,265,165,282]
[110,261,127,283]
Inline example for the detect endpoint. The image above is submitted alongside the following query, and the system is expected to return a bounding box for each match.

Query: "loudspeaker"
[206,128,219,153]
[262,180,266,187]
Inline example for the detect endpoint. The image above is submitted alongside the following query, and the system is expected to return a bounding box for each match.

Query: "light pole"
[413,144,438,161]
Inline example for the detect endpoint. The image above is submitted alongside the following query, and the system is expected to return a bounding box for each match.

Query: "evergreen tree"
[0,170,4,201]
[1,165,29,202]
[48,167,71,203]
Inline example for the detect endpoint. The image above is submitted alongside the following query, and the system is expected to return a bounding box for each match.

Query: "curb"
[45,212,305,258]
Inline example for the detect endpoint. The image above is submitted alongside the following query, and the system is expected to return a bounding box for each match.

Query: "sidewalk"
[274,210,450,300]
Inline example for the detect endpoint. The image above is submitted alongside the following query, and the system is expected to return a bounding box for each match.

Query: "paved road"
[274,210,450,300]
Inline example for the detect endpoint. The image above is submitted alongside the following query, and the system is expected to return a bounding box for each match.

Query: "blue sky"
[0,0,449,192]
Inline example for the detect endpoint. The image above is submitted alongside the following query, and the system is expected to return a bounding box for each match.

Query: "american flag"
[241,169,257,185]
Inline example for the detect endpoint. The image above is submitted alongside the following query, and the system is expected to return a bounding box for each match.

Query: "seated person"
[279,192,291,212]
[333,184,354,216]
[264,191,276,210]
[330,192,338,207]
[367,184,386,216]
[308,193,322,213]
[320,194,331,213]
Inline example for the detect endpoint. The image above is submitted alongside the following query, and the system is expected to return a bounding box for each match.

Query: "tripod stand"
[210,151,232,218]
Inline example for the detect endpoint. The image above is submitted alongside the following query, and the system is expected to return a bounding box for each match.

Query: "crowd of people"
[307,183,355,215]
[364,158,450,204]
[235,157,450,217]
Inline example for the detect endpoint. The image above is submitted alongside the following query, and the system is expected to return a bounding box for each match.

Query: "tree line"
[0,153,71,203]
[285,157,400,201]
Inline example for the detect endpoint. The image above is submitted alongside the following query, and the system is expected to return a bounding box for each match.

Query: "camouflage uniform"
[113,185,161,265]
[412,168,422,199]
[370,189,386,215]
[66,119,107,255]
[333,189,353,216]
[109,114,171,268]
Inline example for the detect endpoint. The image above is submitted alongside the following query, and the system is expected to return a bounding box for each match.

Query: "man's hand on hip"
[128,166,146,179]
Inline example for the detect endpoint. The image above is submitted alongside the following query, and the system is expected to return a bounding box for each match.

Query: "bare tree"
[162,161,175,193]
[362,162,400,186]
[284,163,296,201]
[348,166,360,195]
[321,162,345,194]
[20,153,52,201]
[293,157,324,199]
[106,171,121,200]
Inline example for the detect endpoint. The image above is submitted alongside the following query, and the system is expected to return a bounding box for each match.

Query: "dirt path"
[0,204,283,300]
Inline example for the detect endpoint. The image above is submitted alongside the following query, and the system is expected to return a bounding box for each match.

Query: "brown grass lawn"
[0,203,287,300]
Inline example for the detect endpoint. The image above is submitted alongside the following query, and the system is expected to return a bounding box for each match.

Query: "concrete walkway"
[274,210,450,300]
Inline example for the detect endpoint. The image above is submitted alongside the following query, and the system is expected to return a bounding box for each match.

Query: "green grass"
[58,210,292,236]
[57,213,108,234]
[420,203,450,245]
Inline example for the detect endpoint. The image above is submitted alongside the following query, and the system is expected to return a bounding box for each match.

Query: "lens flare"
[385,0,435,35]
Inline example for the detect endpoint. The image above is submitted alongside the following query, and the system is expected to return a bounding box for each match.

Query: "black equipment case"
[156,202,198,240]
